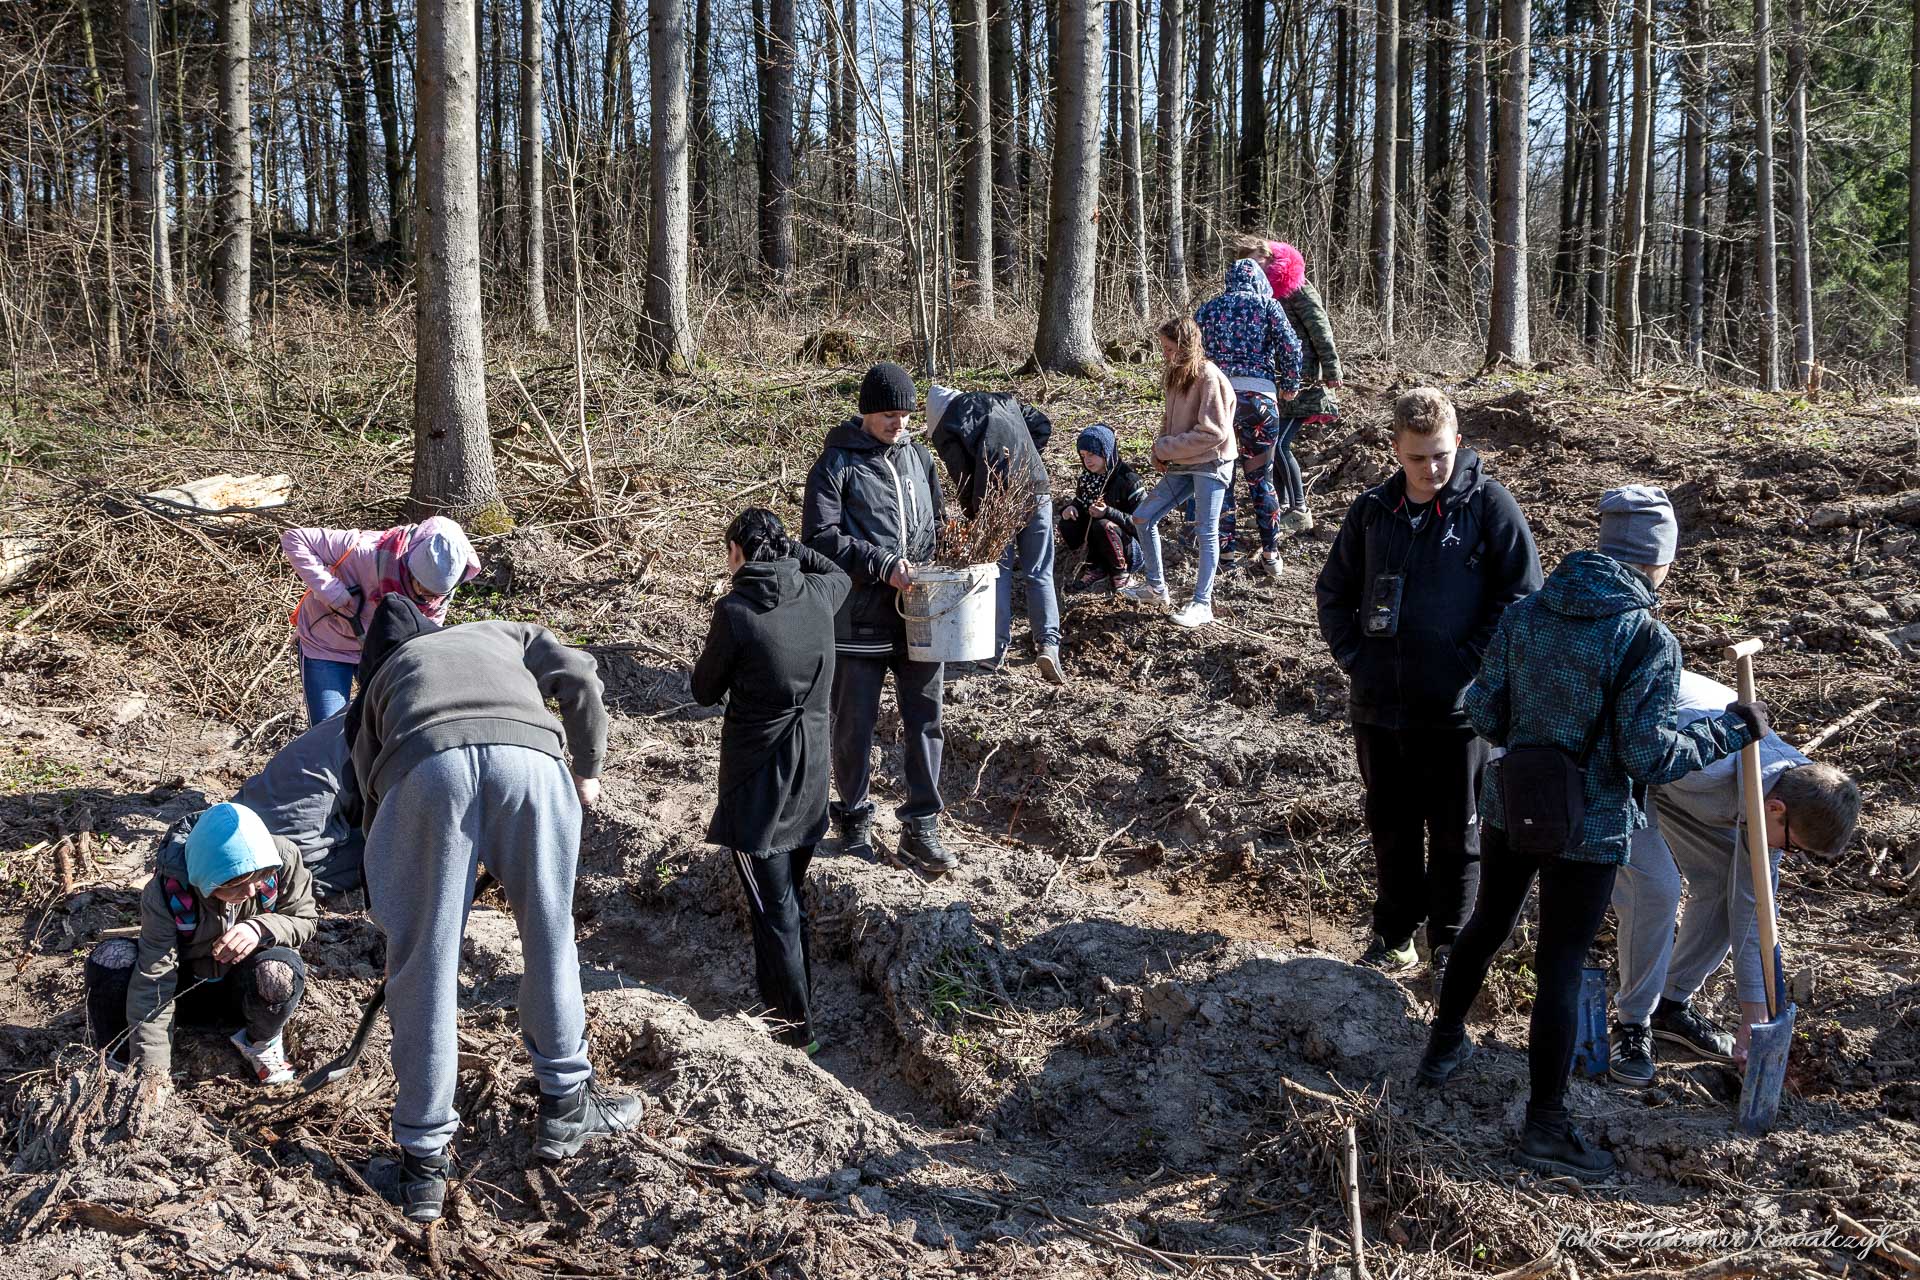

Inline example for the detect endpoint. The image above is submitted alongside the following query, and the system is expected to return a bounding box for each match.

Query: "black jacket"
[801,417,946,656]
[691,546,851,856]
[1314,448,1542,731]
[928,391,1051,518]
[1062,458,1148,543]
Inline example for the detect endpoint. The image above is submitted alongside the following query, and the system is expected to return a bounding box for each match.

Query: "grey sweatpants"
[365,744,593,1157]
[1613,789,1782,1025]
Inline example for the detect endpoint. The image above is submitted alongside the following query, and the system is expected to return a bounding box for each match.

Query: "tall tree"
[989,0,1021,286]
[521,0,550,333]
[373,0,412,249]
[691,0,713,244]
[215,0,252,347]
[1035,0,1104,374]
[1424,0,1454,285]
[1485,0,1530,364]
[123,0,176,376]
[1909,0,1920,384]
[1464,0,1490,323]
[1581,3,1610,348]
[753,0,796,278]
[1117,0,1149,317]
[342,0,374,246]
[1192,0,1217,257]
[1753,0,1781,390]
[412,0,506,524]
[642,0,694,369]
[1612,0,1652,373]
[1157,0,1187,302]
[1682,0,1708,368]
[1333,0,1356,243]
[1370,0,1398,342]
[1784,0,1814,387]
[956,0,995,314]
[1238,0,1265,226]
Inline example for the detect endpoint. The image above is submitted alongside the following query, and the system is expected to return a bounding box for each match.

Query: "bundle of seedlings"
[932,462,1035,568]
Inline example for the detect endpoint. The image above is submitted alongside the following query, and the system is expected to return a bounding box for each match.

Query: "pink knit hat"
[1264,242,1307,299]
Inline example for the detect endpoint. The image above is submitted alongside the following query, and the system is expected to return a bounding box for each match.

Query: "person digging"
[348,595,642,1223]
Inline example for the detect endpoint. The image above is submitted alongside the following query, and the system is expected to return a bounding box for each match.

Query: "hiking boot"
[1650,997,1735,1063]
[1119,581,1171,608]
[1417,1024,1476,1087]
[1359,934,1419,973]
[1279,507,1315,534]
[1170,601,1215,628]
[896,822,959,879]
[534,1078,645,1162]
[1515,1107,1617,1181]
[367,1149,452,1223]
[230,1029,294,1086]
[1608,1021,1657,1086]
[1037,645,1066,686]
[836,809,874,860]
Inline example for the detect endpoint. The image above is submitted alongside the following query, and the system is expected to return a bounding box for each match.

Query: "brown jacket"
[1153,361,1239,467]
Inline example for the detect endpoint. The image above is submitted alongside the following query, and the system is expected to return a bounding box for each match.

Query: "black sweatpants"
[1354,723,1489,950]
[830,649,944,824]
[1059,511,1137,576]
[1433,825,1618,1115]
[732,845,815,1048]
[87,944,308,1063]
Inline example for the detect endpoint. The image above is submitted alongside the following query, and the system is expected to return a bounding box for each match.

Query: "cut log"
[0,535,46,590]
[138,473,293,517]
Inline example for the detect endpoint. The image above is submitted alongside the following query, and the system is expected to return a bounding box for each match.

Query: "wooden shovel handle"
[1729,639,1783,1019]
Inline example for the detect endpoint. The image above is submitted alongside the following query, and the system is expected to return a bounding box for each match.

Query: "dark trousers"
[1273,416,1306,510]
[732,845,815,1047]
[87,945,308,1062]
[1434,826,1618,1115]
[1060,510,1137,576]
[831,650,944,824]
[1354,723,1488,950]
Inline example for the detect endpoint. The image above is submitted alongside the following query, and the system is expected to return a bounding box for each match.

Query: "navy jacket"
[929,391,1051,518]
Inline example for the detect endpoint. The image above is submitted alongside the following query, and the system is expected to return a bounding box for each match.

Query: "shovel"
[1726,639,1796,1134]
[293,980,386,1097]
[1571,964,1612,1079]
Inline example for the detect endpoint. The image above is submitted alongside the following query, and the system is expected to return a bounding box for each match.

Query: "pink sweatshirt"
[282,517,480,663]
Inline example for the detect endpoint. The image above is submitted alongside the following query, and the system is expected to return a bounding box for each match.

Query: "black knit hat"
[858,362,918,415]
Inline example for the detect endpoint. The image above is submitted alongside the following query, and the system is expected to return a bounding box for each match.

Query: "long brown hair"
[1157,316,1208,395]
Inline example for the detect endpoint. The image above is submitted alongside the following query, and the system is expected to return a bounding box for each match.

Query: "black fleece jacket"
[928,391,1051,518]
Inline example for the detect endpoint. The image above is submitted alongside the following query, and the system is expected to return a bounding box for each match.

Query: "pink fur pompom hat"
[1263,242,1306,300]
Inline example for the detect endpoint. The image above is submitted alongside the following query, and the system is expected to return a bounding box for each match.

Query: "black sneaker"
[1417,1025,1476,1087]
[1609,1021,1656,1086]
[836,809,874,860]
[1359,934,1419,973]
[1650,997,1735,1063]
[896,823,959,879]
[534,1079,645,1162]
[367,1150,452,1223]
[1515,1107,1616,1181]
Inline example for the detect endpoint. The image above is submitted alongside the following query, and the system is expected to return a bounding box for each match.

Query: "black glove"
[1729,699,1771,741]
[346,584,366,639]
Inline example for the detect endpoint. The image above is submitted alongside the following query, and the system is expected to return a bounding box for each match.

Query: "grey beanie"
[1597,485,1679,567]
[925,384,958,432]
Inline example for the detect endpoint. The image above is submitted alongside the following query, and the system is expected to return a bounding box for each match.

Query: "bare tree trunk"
[413,0,506,524]
[1157,0,1187,302]
[1333,0,1354,244]
[1465,0,1490,326]
[490,0,506,241]
[1238,0,1265,227]
[1909,0,1920,383]
[1752,0,1780,390]
[81,1,124,365]
[1193,0,1217,259]
[1784,0,1813,388]
[1424,0,1454,287]
[1035,0,1104,373]
[215,0,252,347]
[1682,0,1707,368]
[342,0,374,246]
[1370,0,1397,342]
[691,0,713,246]
[989,0,1020,287]
[1485,0,1530,364]
[1581,2,1610,348]
[124,0,177,380]
[753,0,796,279]
[1115,0,1149,318]
[1612,0,1651,374]
[521,0,550,333]
[955,0,995,315]
[373,0,412,249]
[642,0,694,370]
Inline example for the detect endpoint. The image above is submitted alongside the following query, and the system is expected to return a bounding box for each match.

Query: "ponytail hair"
[725,506,793,563]
[1157,315,1208,395]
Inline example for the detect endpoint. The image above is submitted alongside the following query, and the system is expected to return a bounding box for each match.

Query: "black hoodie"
[928,391,1051,518]
[801,416,946,656]
[691,545,851,855]
[1315,447,1542,731]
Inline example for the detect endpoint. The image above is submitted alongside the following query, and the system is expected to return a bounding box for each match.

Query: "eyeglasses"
[1780,814,1819,859]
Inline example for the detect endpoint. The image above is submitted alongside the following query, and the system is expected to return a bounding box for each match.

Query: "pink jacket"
[282,517,480,663]
[1153,361,1239,467]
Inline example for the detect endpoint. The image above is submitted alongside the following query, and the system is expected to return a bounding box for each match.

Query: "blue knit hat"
[185,802,279,894]
[1075,423,1118,469]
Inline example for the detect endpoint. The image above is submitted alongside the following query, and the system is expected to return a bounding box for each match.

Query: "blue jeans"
[1136,466,1229,605]
[996,496,1061,656]
[301,655,359,726]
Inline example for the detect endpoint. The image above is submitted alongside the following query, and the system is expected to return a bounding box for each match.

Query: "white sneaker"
[1170,601,1215,628]
[1118,581,1171,608]
[231,1029,294,1085]
[1258,551,1283,579]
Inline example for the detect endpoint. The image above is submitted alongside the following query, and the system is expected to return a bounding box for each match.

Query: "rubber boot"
[534,1079,645,1162]
[1514,1105,1617,1180]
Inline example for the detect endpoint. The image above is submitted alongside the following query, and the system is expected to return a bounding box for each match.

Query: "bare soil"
[2,362,1918,1278]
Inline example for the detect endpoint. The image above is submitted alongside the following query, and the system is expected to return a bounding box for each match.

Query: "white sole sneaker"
[1170,602,1215,628]
[1118,584,1171,608]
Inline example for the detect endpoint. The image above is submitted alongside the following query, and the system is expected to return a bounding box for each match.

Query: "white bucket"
[899,563,999,663]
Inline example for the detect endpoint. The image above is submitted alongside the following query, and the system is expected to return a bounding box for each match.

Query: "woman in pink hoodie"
[281,517,481,724]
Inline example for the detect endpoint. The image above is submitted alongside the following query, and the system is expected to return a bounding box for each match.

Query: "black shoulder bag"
[1497,618,1656,856]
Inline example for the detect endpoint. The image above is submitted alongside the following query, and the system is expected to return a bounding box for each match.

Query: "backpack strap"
[1577,616,1659,767]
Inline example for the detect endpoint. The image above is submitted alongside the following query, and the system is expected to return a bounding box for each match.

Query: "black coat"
[928,391,1052,518]
[691,546,851,856]
[801,417,946,656]
[1314,448,1542,731]
[1060,458,1148,543]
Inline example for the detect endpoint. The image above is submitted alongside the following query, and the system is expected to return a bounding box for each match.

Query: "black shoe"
[1359,934,1419,973]
[836,809,874,860]
[367,1150,451,1223]
[1608,1021,1657,1086]
[896,823,959,879]
[534,1079,645,1162]
[1515,1107,1617,1180]
[1650,997,1735,1063]
[1417,1025,1476,1087]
